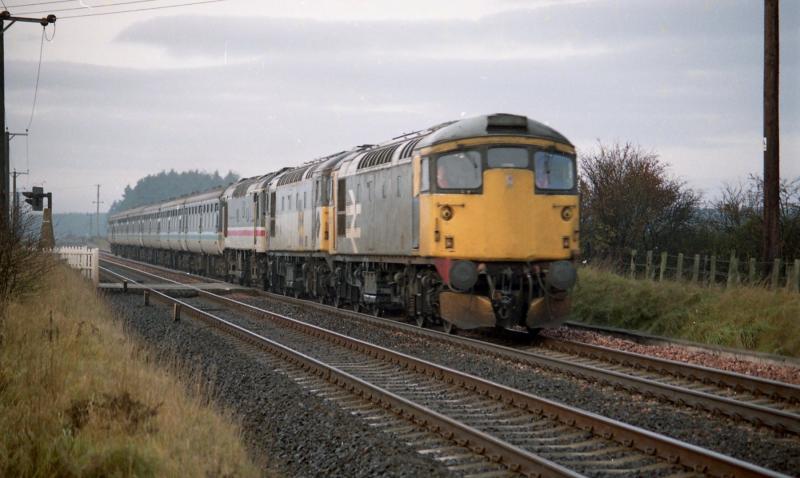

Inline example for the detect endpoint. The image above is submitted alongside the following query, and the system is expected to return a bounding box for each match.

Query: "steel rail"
[99,255,800,433]
[562,321,800,367]
[100,260,789,478]
[100,255,800,434]
[99,265,580,478]
[537,337,800,403]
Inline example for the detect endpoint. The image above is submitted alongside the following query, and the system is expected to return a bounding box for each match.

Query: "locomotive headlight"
[561,206,573,221]
[441,205,454,221]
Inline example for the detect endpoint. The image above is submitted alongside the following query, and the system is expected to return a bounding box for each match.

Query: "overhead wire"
[26,25,46,131]
[4,0,75,8]
[32,0,225,18]
[23,0,184,14]
[44,19,55,40]
[59,0,224,18]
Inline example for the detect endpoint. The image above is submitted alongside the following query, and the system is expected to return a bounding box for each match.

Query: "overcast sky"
[4,0,799,212]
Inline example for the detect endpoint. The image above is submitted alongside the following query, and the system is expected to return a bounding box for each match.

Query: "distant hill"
[53,212,107,240]
[109,169,239,214]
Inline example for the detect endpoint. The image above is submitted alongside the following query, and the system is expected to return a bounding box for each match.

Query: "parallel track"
[100,253,800,436]
[99,257,789,478]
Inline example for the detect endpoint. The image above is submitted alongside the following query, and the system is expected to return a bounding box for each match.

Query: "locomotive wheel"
[442,320,457,335]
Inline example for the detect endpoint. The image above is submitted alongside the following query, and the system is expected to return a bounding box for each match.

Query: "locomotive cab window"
[436,150,482,191]
[533,151,575,191]
[488,147,528,168]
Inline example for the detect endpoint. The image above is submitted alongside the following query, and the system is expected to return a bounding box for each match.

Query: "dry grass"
[571,266,800,357]
[0,263,263,477]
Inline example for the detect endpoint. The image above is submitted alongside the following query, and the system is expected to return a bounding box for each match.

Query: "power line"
[5,0,74,9]
[22,0,181,15]
[57,0,224,18]
[26,25,46,131]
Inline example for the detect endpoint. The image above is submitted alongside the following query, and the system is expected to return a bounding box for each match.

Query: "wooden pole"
[727,251,739,288]
[771,258,782,290]
[676,253,684,282]
[629,250,637,279]
[691,254,700,284]
[645,250,653,280]
[748,257,757,285]
[659,252,668,282]
[762,0,781,263]
[709,255,717,286]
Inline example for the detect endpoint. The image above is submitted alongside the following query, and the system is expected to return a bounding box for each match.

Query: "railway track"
[99,256,789,478]
[100,253,800,437]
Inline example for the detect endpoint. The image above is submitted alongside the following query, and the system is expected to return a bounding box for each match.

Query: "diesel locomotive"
[109,113,579,334]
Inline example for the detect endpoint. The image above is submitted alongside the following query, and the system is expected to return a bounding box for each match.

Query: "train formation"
[108,113,579,333]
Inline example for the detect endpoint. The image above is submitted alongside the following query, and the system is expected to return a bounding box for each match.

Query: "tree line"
[579,142,799,261]
[109,169,239,214]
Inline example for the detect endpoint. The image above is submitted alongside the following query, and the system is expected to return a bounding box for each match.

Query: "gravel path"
[229,294,800,476]
[106,293,454,478]
[542,327,800,385]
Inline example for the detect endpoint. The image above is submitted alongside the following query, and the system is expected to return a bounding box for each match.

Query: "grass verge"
[0,263,262,477]
[571,266,800,357]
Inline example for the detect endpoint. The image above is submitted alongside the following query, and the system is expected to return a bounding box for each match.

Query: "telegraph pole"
[762,0,780,262]
[7,130,28,226]
[93,184,103,238]
[11,168,29,225]
[1,11,56,229]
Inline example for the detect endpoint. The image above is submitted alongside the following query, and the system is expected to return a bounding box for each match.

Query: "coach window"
[488,147,528,168]
[533,151,576,191]
[436,150,482,191]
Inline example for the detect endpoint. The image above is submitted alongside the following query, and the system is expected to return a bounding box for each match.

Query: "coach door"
[221,200,228,238]
[269,191,276,238]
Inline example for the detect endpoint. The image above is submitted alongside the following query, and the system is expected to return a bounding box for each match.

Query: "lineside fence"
[605,250,800,293]
[53,246,100,286]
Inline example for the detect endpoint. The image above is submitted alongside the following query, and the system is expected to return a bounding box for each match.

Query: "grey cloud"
[6,0,799,211]
[115,1,797,63]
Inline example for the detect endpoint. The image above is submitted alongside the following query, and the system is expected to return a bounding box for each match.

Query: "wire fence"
[601,250,800,293]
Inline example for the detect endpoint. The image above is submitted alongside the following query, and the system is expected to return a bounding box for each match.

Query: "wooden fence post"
[645,250,653,280]
[709,255,717,286]
[748,258,757,285]
[173,303,181,322]
[629,250,637,279]
[793,259,800,293]
[771,258,782,290]
[727,251,739,289]
[691,254,700,284]
[659,252,668,282]
[676,253,684,282]
[143,290,150,306]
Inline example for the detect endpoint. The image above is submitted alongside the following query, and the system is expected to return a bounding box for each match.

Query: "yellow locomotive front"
[413,114,579,333]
